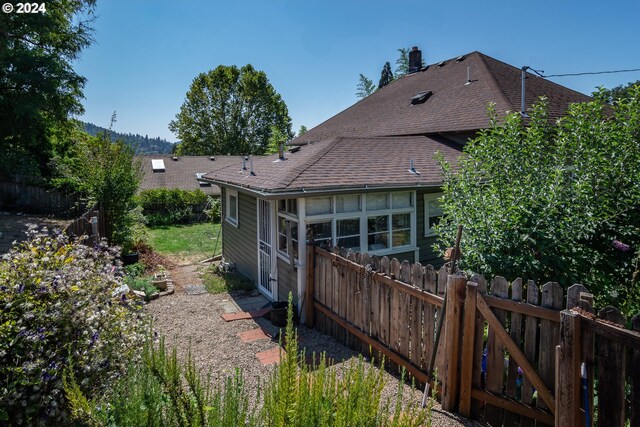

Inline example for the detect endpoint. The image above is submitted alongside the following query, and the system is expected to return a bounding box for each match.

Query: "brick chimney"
[408,46,422,74]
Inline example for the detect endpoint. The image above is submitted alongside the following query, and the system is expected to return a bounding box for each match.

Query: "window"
[424,193,443,236]
[225,189,238,226]
[336,194,361,213]
[305,191,414,255]
[277,198,298,261]
[336,218,360,251]
[306,197,332,216]
[307,221,332,248]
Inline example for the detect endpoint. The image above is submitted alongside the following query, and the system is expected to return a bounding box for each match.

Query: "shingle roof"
[292,51,592,144]
[202,136,462,194]
[138,155,245,196]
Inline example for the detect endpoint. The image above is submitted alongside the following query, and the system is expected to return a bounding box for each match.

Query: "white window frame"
[277,198,299,262]
[305,191,416,256]
[225,189,239,227]
[423,192,443,237]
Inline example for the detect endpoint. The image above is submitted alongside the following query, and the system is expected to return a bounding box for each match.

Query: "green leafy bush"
[436,89,640,316]
[204,196,221,223]
[0,228,148,425]
[137,188,208,226]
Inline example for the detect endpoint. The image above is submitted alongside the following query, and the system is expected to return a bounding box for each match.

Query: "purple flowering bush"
[0,228,148,425]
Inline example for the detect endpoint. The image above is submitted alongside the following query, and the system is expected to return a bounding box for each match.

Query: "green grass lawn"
[147,222,221,263]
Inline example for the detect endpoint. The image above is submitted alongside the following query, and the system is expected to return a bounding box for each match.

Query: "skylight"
[151,159,165,172]
[410,91,432,105]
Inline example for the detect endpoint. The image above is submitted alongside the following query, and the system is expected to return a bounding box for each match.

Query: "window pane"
[392,192,412,208]
[428,199,443,217]
[368,232,388,250]
[336,194,361,213]
[368,215,389,251]
[278,234,287,252]
[392,229,410,247]
[337,218,359,237]
[337,236,360,251]
[288,199,298,215]
[366,193,389,210]
[368,215,388,233]
[278,199,286,212]
[307,222,332,240]
[306,197,332,216]
[229,195,237,220]
[392,213,410,229]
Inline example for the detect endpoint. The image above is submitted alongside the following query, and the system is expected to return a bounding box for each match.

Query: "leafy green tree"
[61,122,142,246]
[435,89,640,315]
[378,61,394,89]
[169,64,293,156]
[356,73,376,98]
[0,0,96,179]
[297,125,308,136]
[593,80,640,104]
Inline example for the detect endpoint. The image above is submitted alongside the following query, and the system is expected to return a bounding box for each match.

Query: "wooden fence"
[0,181,82,218]
[305,244,640,426]
[556,299,640,426]
[64,204,106,246]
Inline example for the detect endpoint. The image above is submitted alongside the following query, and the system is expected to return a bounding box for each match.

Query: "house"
[137,155,245,196]
[201,49,593,311]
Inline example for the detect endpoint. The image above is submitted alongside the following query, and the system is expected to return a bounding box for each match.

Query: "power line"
[540,68,640,78]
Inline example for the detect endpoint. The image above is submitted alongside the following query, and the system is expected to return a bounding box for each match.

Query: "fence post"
[304,242,315,328]
[556,309,581,427]
[441,274,466,412]
[459,281,478,418]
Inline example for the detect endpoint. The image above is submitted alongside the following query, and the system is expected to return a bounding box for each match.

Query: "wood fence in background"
[305,243,640,426]
[64,204,106,246]
[0,181,82,218]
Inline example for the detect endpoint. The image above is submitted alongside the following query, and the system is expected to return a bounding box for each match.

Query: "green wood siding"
[384,250,415,263]
[416,189,444,267]
[221,188,258,284]
[277,257,297,303]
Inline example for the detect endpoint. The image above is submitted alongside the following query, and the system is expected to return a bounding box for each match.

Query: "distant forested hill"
[81,122,175,154]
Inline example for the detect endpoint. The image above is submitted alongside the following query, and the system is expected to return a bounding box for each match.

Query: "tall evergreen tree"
[378,62,394,89]
[356,74,376,98]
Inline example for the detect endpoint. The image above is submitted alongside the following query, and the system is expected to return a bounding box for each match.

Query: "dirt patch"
[0,212,71,254]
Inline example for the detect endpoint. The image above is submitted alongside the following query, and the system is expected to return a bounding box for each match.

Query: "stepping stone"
[220,307,271,322]
[238,327,272,343]
[256,347,283,365]
[184,284,207,295]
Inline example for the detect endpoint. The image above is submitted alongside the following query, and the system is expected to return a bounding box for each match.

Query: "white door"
[257,199,274,298]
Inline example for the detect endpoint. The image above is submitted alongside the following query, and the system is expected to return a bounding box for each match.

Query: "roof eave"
[200,177,443,199]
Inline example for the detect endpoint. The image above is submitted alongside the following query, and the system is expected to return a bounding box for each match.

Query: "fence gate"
[257,199,274,299]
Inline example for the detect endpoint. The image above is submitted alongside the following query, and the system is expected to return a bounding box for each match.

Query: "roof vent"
[410,90,432,105]
[437,61,446,67]
[289,146,301,154]
[408,159,420,175]
[172,156,178,161]
[151,159,165,172]
[210,156,215,161]
[456,55,465,62]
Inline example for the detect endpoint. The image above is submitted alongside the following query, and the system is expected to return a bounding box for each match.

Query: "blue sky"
[75,0,640,142]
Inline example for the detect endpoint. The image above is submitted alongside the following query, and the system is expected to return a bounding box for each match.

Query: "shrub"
[67,294,431,426]
[137,188,208,226]
[204,196,221,223]
[0,228,148,425]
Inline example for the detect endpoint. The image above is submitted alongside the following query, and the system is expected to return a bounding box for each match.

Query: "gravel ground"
[145,264,477,426]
